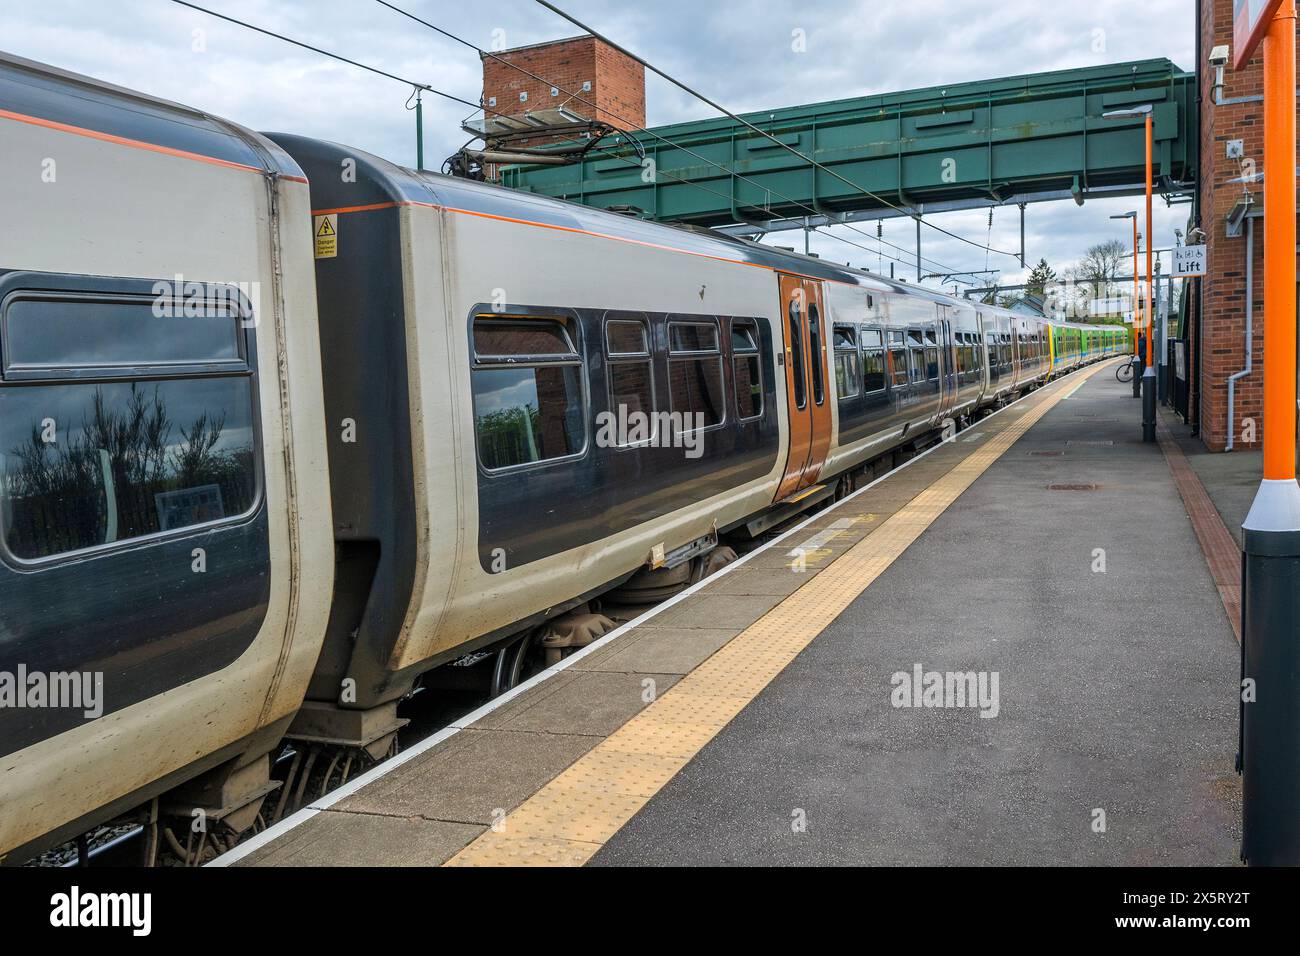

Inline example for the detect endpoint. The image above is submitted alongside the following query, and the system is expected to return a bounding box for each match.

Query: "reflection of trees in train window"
[472,317,585,469]
[473,365,584,469]
[0,379,256,560]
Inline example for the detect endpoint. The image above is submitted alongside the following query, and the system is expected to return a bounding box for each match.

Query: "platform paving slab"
[473,669,681,736]
[334,728,599,824]
[573,626,741,675]
[235,810,482,867]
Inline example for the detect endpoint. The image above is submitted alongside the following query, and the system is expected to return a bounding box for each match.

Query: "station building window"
[472,316,585,470]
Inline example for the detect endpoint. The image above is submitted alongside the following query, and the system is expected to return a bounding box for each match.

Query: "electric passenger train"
[0,52,1128,863]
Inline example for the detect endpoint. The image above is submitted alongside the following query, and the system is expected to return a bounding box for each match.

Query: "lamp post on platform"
[1110,210,1141,397]
[1236,0,1300,867]
[1103,104,1155,441]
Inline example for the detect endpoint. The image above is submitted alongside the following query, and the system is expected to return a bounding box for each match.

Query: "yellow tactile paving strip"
[446,361,1114,866]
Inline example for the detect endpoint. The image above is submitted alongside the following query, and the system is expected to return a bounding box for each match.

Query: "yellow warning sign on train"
[313,214,337,259]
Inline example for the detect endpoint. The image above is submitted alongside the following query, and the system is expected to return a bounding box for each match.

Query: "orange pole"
[1144,113,1154,370]
[1263,0,1297,480]
[1132,217,1140,355]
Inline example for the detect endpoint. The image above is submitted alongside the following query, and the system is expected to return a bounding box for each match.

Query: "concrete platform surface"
[594,371,1240,866]
[224,362,1242,868]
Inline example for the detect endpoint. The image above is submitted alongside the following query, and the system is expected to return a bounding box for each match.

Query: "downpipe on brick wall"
[1225,214,1259,451]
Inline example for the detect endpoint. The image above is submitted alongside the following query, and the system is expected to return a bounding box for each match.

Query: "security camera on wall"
[1209,45,1230,68]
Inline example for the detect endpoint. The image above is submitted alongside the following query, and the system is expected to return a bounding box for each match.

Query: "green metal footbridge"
[498,58,1195,251]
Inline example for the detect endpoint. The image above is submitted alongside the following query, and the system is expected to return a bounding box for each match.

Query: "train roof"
[266,132,1050,325]
[0,51,306,182]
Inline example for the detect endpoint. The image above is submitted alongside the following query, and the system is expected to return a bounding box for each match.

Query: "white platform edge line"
[210,364,1095,866]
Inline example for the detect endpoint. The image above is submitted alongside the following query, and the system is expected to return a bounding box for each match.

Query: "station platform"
[219,361,1243,867]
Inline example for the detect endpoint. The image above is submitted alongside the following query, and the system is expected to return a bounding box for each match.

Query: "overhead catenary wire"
[371,0,967,279]
[171,0,475,112]
[167,3,776,231]
[170,0,967,281]
[532,0,1024,262]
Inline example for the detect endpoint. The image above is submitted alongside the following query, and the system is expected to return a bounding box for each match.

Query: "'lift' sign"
[1172,244,1207,278]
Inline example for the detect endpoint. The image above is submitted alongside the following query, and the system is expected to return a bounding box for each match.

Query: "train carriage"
[0,52,335,861]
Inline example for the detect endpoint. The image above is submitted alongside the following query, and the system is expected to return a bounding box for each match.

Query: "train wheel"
[490,632,536,697]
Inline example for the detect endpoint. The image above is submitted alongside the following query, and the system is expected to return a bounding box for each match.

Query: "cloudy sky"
[2,0,1196,288]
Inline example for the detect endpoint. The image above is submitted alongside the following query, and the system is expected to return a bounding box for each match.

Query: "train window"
[833,326,859,400]
[787,301,807,410]
[669,322,719,353]
[472,318,585,470]
[860,328,886,394]
[0,285,261,562]
[907,331,925,385]
[888,331,908,388]
[475,320,576,360]
[605,315,654,437]
[668,319,725,429]
[606,319,649,357]
[0,378,258,561]
[731,319,763,421]
[807,304,825,406]
[924,332,939,381]
[2,292,244,376]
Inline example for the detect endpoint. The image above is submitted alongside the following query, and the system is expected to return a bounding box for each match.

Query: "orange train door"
[776,274,833,500]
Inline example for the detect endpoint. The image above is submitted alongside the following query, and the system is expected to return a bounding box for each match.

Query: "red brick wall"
[1197,0,1297,451]
[480,36,645,147]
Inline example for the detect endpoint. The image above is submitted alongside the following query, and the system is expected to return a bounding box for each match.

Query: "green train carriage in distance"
[1047,320,1131,372]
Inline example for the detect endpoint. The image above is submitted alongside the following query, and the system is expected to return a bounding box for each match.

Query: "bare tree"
[1076,239,1129,298]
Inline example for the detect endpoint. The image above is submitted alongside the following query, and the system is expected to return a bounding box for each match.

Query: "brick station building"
[1192,1,1298,451]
